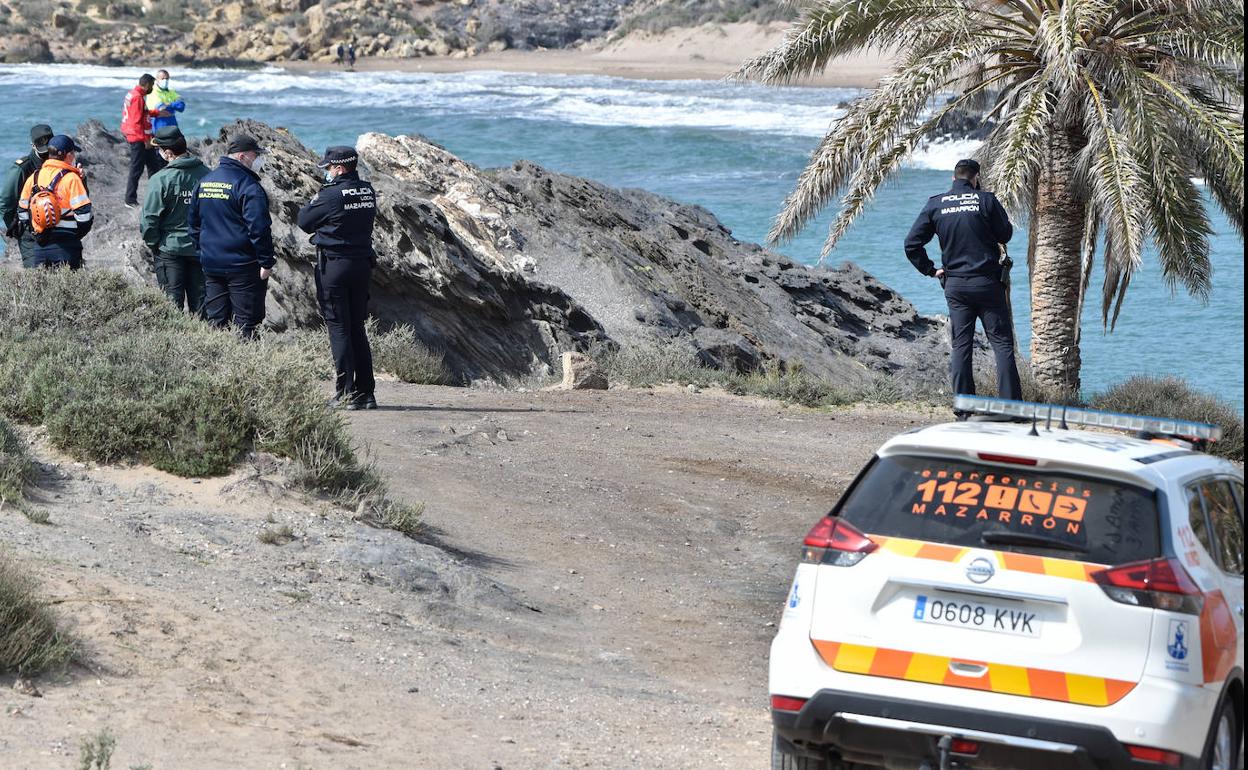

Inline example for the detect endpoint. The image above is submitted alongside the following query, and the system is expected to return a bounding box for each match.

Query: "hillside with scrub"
[0,0,796,65]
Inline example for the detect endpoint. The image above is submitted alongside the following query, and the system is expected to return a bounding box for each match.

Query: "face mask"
[158,79,170,90]
[250,155,266,173]
[324,170,335,183]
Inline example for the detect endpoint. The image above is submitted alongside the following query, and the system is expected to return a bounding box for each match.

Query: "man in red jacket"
[121,73,167,208]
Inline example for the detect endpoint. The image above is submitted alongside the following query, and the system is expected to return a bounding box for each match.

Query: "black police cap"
[317,145,358,168]
[954,158,981,176]
[30,124,53,147]
[226,135,265,155]
[152,126,185,147]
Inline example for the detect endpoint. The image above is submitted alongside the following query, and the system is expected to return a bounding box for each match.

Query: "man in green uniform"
[0,124,54,267]
[140,126,210,314]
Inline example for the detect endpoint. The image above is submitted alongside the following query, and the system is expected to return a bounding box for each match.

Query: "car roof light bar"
[953,395,1223,442]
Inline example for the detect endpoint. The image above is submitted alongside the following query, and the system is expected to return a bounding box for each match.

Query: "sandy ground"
[0,383,937,769]
[284,23,894,87]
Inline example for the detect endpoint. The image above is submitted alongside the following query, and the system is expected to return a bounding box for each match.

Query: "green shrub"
[597,343,722,388]
[0,270,420,534]
[0,552,76,675]
[1091,376,1244,461]
[0,418,34,512]
[725,362,856,408]
[78,727,116,770]
[368,320,453,385]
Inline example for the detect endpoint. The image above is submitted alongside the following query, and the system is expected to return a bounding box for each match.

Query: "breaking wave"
[0,63,978,167]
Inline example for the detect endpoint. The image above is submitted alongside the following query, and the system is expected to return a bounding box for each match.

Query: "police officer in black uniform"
[904,159,1022,404]
[297,146,379,410]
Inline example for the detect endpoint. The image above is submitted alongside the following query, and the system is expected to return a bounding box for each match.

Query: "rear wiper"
[980,530,1089,553]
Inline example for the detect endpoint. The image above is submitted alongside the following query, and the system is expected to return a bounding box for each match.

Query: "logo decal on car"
[1165,619,1191,672]
[966,557,995,583]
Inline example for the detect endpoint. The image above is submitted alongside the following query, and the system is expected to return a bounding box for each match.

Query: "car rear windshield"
[835,455,1161,565]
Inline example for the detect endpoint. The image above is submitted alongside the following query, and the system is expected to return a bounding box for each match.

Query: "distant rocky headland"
[0,0,793,66]
[73,118,958,387]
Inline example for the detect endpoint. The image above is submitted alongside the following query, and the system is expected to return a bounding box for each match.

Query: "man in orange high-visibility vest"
[17,135,93,270]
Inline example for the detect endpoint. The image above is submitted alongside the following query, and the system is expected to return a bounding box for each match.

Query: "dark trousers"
[316,256,375,398]
[31,238,83,270]
[15,230,38,268]
[125,141,165,205]
[945,275,1022,400]
[204,271,267,340]
[155,252,206,316]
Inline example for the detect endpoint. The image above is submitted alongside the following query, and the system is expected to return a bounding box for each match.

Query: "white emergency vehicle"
[770,396,1244,770]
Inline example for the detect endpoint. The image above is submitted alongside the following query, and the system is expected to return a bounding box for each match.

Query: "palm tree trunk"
[1029,125,1087,397]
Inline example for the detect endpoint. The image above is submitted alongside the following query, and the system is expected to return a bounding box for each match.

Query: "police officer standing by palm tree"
[297,146,378,410]
[904,159,1022,408]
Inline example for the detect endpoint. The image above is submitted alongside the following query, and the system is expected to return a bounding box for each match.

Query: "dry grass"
[0,552,77,675]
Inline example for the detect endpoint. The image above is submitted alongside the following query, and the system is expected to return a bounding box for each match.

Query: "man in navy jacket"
[188,135,274,339]
[904,159,1021,404]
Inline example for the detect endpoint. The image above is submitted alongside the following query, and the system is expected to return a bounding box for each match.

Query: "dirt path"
[1,384,937,769]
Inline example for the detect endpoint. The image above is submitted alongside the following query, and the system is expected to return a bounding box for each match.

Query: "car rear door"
[808,453,1160,707]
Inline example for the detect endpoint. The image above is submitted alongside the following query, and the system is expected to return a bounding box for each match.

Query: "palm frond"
[732,0,971,85]
[1081,74,1148,327]
[767,44,980,244]
[981,70,1054,208]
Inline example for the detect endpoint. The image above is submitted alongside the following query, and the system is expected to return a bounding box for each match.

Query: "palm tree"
[735,0,1243,395]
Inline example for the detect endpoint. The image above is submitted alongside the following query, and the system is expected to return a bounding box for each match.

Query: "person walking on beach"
[121,73,168,208]
[16,135,92,270]
[904,158,1021,405]
[187,135,274,340]
[297,146,379,410]
[141,126,210,315]
[146,70,186,132]
[336,43,345,66]
[346,43,356,70]
[1,123,54,267]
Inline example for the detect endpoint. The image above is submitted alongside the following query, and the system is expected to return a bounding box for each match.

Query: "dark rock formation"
[435,0,631,50]
[74,119,954,388]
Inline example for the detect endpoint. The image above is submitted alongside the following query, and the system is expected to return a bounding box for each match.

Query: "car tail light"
[1092,558,1204,614]
[770,695,808,712]
[949,739,980,756]
[802,517,877,567]
[1125,744,1183,766]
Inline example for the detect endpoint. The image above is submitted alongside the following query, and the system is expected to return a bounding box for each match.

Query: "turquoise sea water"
[0,64,1241,410]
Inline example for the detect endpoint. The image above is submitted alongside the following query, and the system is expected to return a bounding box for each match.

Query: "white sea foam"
[0,63,976,166]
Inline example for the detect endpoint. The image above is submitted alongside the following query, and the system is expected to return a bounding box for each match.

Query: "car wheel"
[772,732,831,770]
[1204,700,1241,770]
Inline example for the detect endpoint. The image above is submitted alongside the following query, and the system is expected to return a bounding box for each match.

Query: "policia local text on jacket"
[1,127,52,267]
[297,149,378,407]
[187,142,274,339]
[17,136,92,270]
[904,167,1022,401]
[141,128,210,315]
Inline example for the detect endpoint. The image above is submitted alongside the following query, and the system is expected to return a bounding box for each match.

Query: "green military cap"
[152,125,185,147]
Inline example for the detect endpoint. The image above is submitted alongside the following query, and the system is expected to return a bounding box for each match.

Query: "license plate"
[913,595,1041,638]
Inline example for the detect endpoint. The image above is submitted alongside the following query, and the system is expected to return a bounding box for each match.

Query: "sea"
[0,63,1241,410]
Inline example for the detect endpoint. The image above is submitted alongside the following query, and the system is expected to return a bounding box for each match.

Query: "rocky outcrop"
[434,0,630,51]
[2,0,785,64]
[75,119,953,387]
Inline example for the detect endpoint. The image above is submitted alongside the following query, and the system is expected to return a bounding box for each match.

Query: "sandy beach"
[283,22,894,87]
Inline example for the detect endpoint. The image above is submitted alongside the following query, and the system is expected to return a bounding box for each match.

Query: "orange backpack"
[28,169,70,237]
